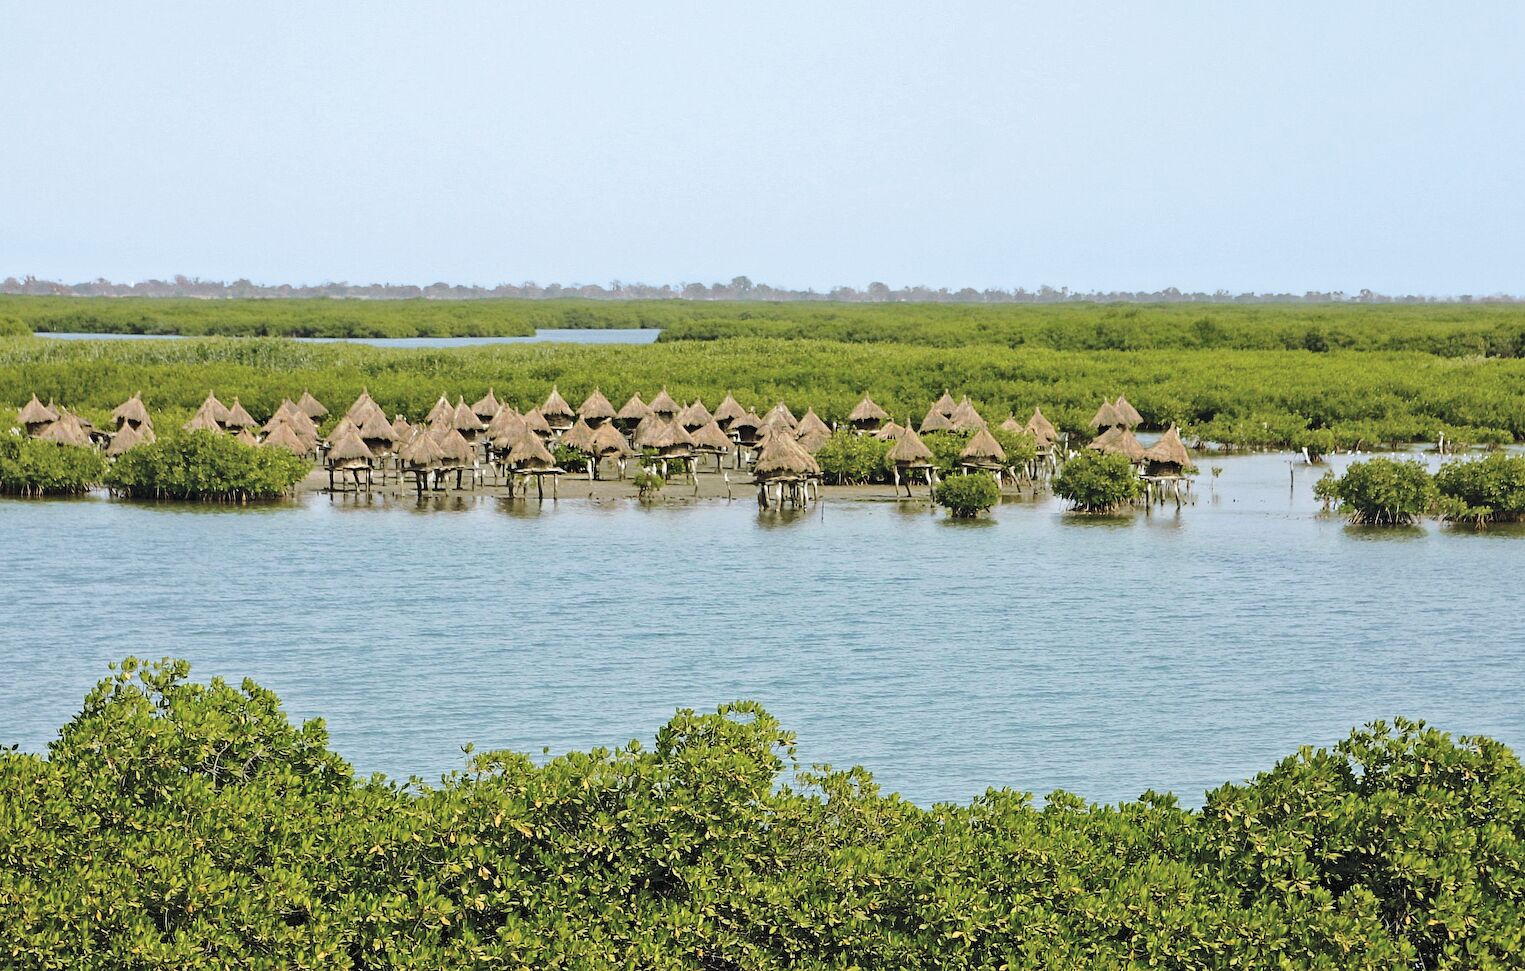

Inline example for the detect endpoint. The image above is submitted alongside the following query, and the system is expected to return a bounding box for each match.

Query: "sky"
[3,2,1523,294]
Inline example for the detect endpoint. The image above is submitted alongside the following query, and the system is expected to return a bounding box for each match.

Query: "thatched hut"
[398,426,448,493]
[224,397,257,432]
[328,415,359,442]
[560,417,596,453]
[764,401,798,430]
[578,388,617,427]
[933,390,957,417]
[521,406,553,440]
[615,393,651,431]
[111,393,152,432]
[193,391,231,428]
[1113,395,1143,429]
[1024,407,1059,448]
[471,389,503,423]
[887,425,936,497]
[752,427,820,508]
[356,410,398,458]
[849,394,888,433]
[590,421,636,479]
[919,404,957,434]
[648,388,681,421]
[505,432,563,498]
[631,412,670,449]
[689,420,735,471]
[261,421,311,457]
[1087,426,1148,463]
[183,404,224,434]
[959,426,1008,482]
[541,386,576,431]
[712,393,746,431]
[390,414,413,445]
[234,427,260,447]
[795,408,832,453]
[106,422,146,457]
[949,396,985,431]
[427,394,455,428]
[872,420,904,441]
[1143,425,1195,476]
[325,429,374,491]
[38,410,92,448]
[1088,400,1123,431]
[678,398,713,431]
[344,391,386,428]
[296,391,328,420]
[642,418,696,480]
[451,397,485,443]
[485,404,522,441]
[729,409,763,449]
[17,395,59,437]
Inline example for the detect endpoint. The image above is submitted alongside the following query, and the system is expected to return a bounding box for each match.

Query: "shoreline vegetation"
[2,657,1521,967]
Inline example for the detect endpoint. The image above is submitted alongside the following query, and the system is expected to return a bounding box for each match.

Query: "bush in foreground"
[104,430,308,501]
[1314,458,1434,525]
[0,658,1521,968]
[0,436,105,496]
[934,471,1000,518]
[1433,452,1525,525]
[1053,450,1143,512]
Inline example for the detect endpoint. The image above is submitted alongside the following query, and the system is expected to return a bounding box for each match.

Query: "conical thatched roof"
[919,405,956,434]
[183,407,224,433]
[999,415,1025,434]
[1025,407,1058,445]
[427,395,454,427]
[560,418,597,452]
[796,425,832,453]
[234,427,260,447]
[432,426,475,465]
[111,393,152,428]
[765,401,798,429]
[648,388,680,418]
[1113,395,1143,428]
[888,426,934,465]
[507,432,557,470]
[199,391,232,424]
[632,413,673,448]
[345,391,385,426]
[1143,425,1194,470]
[486,404,522,438]
[616,393,651,423]
[327,429,373,463]
[933,390,957,417]
[949,396,985,431]
[1089,400,1123,430]
[873,420,904,441]
[591,421,635,457]
[1088,426,1147,462]
[578,388,617,422]
[796,407,830,438]
[297,390,328,419]
[38,411,92,447]
[224,397,257,430]
[713,393,746,427]
[521,407,552,436]
[390,415,413,443]
[106,423,145,456]
[645,418,694,452]
[690,420,734,451]
[542,386,575,422]
[677,398,712,430]
[960,426,1006,465]
[357,410,397,445]
[329,415,359,441]
[849,394,889,425]
[452,397,484,433]
[753,428,820,479]
[471,388,502,421]
[17,394,58,427]
[489,411,531,450]
[730,409,763,437]
[261,421,310,456]
[399,428,446,468]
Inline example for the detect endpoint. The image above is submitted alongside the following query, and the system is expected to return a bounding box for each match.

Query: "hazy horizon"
[4,2,1523,294]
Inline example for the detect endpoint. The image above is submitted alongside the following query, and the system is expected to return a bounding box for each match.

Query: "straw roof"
[578,388,617,422]
[38,413,92,447]
[689,420,734,452]
[933,390,957,417]
[432,426,475,465]
[960,426,1007,465]
[633,414,682,448]
[888,426,934,465]
[713,393,746,426]
[1143,425,1194,470]
[678,398,713,430]
[234,427,260,447]
[183,407,224,434]
[797,407,830,437]
[949,396,985,431]
[919,405,957,434]
[486,404,522,438]
[873,420,904,441]
[560,417,597,452]
[730,409,763,436]
[489,411,532,450]
[1025,407,1058,446]
[111,393,152,428]
[648,388,680,418]
[542,386,575,422]
[356,410,397,445]
[616,393,651,422]
[764,401,798,429]
[758,409,794,437]
[753,428,820,479]
[390,415,413,442]
[1088,400,1123,430]
[521,407,552,436]
[197,391,231,424]
[329,415,359,441]
[452,397,484,433]
[649,418,695,452]
[591,421,636,457]
[345,391,385,426]
[297,391,328,419]
[1113,395,1144,428]
[471,388,502,421]
[399,428,446,468]
[224,397,257,430]
[796,425,833,453]
[106,423,145,456]
[261,421,310,456]
[17,394,58,427]
[1088,426,1148,462]
[507,432,557,471]
[327,429,373,463]
[999,415,1025,434]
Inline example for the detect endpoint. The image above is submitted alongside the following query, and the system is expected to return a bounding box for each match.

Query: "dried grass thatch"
[471,388,502,421]
[1113,395,1143,428]
[234,427,260,447]
[1088,426,1147,462]
[919,405,957,434]
[648,388,680,418]
[38,412,91,447]
[632,413,672,448]
[591,422,635,457]
[297,391,328,419]
[1089,400,1123,430]
[713,393,746,428]
[960,426,1006,466]
[507,433,558,471]
[427,395,454,427]
[849,394,889,427]
[1025,407,1059,446]
[326,429,373,464]
[753,428,820,479]
[949,396,985,431]
[345,391,385,427]
[521,407,552,437]
[112,393,152,429]
[106,423,145,456]
[796,425,832,453]
[183,407,224,434]
[578,388,617,423]
[432,426,475,466]
[1143,425,1195,472]
[678,398,713,430]
[399,428,446,468]
[17,394,58,429]
[357,410,398,449]
[486,404,522,439]
[689,420,734,452]
[224,397,257,430]
[616,393,651,424]
[560,418,597,452]
[261,421,311,456]
[764,401,798,430]
[888,426,934,465]
[873,420,904,441]
[542,386,575,424]
[199,391,232,425]
[933,390,957,417]
[452,397,484,435]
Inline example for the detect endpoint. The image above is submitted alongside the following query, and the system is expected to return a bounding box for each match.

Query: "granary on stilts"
[949,396,985,432]
[958,426,1008,484]
[615,393,652,433]
[224,398,257,434]
[505,433,563,499]
[590,422,636,479]
[398,427,447,494]
[678,398,712,432]
[887,425,937,497]
[471,389,502,424]
[752,427,821,510]
[260,421,311,458]
[17,395,58,437]
[1113,395,1143,429]
[849,394,888,433]
[918,403,957,435]
[297,391,328,420]
[325,429,374,492]
[541,387,576,433]
[648,388,681,422]
[712,393,746,432]
[689,420,735,472]
[1141,425,1197,508]
[794,407,832,453]
[1087,425,1149,464]
[578,389,617,428]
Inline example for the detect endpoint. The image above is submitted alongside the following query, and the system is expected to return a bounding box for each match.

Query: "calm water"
[38,328,662,346]
[3,450,1521,807]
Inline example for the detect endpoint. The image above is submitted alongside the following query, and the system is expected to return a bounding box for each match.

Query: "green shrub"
[989,425,1038,470]
[1053,450,1143,512]
[1433,452,1525,525]
[0,314,27,337]
[632,468,663,499]
[934,471,1001,518]
[0,436,105,496]
[924,430,971,473]
[2,658,1523,967]
[104,430,308,501]
[1314,458,1434,524]
[814,429,891,484]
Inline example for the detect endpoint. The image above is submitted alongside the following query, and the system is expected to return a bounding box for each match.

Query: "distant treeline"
[4,335,1523,449]
[6,274,1523,304]
[4,296,1525,356]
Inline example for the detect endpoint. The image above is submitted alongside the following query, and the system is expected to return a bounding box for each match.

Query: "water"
[3,450,1521,808]
[37,328,662,346]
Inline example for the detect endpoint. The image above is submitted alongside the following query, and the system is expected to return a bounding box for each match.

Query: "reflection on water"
[2,449,1522,808]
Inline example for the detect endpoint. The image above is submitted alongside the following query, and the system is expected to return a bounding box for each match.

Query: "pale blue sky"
[3,2,1522,293]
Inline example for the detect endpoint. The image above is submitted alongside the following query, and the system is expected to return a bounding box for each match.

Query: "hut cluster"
[1083,395,1197,505]
[14,392,157,455]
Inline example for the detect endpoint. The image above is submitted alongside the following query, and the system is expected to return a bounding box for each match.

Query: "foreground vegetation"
[105,432,309,501]
[1318,454,1525,526]
[1,658,1520,968]
[0,437,104,496]
[4,334,1524,450]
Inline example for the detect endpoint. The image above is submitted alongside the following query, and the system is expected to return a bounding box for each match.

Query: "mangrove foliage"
[104,431,310,502]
